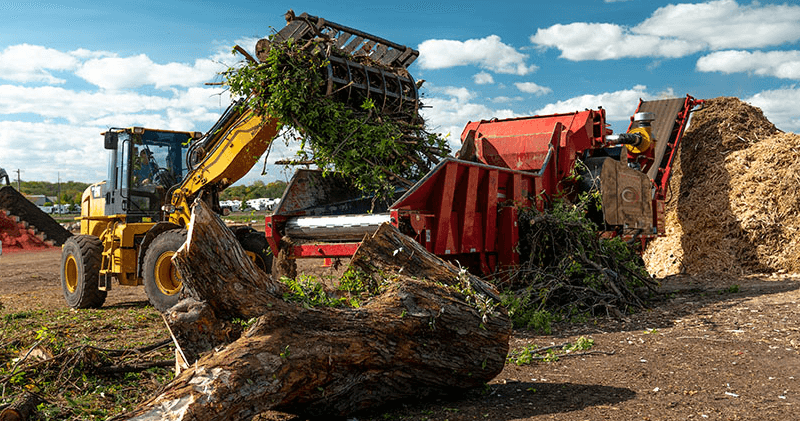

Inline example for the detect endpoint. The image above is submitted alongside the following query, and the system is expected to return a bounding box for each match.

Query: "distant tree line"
[17,179,286,205]
[219,180,287,202]
[19,180,89,205]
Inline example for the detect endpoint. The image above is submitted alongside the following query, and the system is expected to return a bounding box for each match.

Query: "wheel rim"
[154,252,182,295]
[245,250,264,269]
[65,255,78,293]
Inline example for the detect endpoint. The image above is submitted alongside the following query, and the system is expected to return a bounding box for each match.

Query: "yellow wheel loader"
[61,110,278,311]
[60,11,421,311]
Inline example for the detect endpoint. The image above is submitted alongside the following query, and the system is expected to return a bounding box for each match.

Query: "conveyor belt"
[635,97,687,181]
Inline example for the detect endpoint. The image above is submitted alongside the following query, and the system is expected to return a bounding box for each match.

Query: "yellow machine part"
[99,220,153,287]
[77,182,154,287]
[625,126,653,154]
[169,112,280,226]
[79,182,108,238]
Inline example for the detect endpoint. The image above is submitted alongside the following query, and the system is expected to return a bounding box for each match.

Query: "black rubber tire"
[240,231,273,274]
[61,235,107,309]
[142,229,187,312]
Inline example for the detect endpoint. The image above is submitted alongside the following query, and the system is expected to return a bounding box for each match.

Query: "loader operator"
[132,148,154,187]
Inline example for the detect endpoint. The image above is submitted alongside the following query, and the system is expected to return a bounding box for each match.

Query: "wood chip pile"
[644,97,800,276]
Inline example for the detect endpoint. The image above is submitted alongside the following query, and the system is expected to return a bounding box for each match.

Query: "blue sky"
[1,0,799,185]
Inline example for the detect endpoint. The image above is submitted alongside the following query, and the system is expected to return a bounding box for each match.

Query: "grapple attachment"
[256,11,420,116]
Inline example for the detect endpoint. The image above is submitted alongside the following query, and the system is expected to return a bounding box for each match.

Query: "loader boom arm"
[167,102,279,226]
[164,10,424,227]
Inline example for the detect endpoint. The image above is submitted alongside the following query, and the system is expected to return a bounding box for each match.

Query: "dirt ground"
[1,248,799,420]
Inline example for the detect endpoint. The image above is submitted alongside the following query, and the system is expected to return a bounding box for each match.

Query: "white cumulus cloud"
[0,84,171,124]
[697,50,800,80]
[515,82,552,96]
[0,121,108,182]
[0,83,230,131]
[438,86,476,103]
[0,42,259,183]
[535,85,652,124]
[420,85,519,151]
[418,35,537,75]
[473,71,494,85]
[531,23,701,61]
[531,0,800,61]
[640,0,800,50]
[491,96,523,104]
[0,44,80,84]
[747,88,800,133]
[76,55,228,91]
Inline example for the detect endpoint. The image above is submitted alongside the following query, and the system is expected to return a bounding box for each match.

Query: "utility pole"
[57,172,61,214]
[15,169,20,191]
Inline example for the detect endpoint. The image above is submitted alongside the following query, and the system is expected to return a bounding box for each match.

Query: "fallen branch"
[94,360,175,375]
[506,338,608,365]
[0,340,173,385]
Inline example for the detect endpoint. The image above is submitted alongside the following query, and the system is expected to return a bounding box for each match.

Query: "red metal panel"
[511,172,523,203]
[460,165,480,253]
[483,169,499,253]
[293,242,361,258]
[654,199,665,235]
[447,211,458,256]
[497,205,517,267]
[508,173,523,266]
[461,110,606,171]
[434,162,457,255]
[264,215,282,254]
[391,158,547,273]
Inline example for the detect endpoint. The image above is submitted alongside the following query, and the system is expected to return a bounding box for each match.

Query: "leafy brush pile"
[500,198,658,332]
[225,37,450,200]
[280,267,382,309]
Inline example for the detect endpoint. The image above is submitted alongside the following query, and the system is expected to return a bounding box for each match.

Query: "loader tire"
[61,235,107,309]
[240,231,273,275]
[143,229,187,312]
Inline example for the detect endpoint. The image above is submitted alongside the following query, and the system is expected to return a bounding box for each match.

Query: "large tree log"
[0,392,43,421]
[122,200,510,420]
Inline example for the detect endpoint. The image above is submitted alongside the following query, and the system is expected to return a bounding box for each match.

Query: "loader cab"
[103,127,195,222]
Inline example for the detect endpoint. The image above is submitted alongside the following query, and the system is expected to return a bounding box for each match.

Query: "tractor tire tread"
[61,234,107,309]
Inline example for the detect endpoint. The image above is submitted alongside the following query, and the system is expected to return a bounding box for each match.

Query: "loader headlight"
[162,204,176,213]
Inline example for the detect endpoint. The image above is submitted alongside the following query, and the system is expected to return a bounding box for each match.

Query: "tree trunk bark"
[0,392,43,421]
[122,200,511,420]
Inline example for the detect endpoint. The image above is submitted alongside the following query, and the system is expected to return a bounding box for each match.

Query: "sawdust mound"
[643,97,799,276]
[726,132,800,272]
